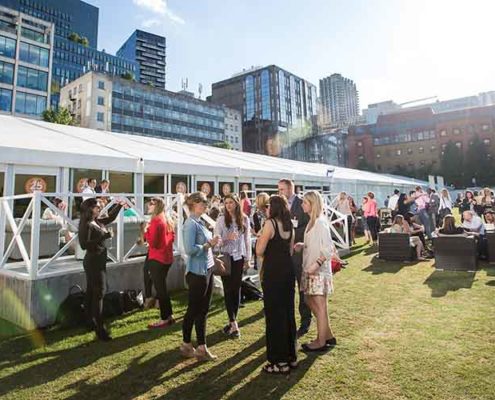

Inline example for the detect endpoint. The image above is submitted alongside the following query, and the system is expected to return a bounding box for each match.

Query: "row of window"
[370,130,436,146]
[439,124,491,136]
[15,91,46,115]
[17,65,48,91]
[111,114,224,141]
[112,94,224,126]
[0,35,16,58]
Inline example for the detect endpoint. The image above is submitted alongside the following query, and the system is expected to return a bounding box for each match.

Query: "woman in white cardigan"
[294,190,337,352]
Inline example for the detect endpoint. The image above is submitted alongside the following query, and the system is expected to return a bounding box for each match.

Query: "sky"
[86,0,494,110]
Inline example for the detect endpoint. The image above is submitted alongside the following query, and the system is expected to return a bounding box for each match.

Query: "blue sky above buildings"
[87,0,494,108]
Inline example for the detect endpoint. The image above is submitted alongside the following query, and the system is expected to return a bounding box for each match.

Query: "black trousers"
[183,269,214,345]
[292,252,312,331]
[221,257,244,322]
[83,251,107,335]
[366,216,379,241]
[148,259,173,320]
[143,255,154,299]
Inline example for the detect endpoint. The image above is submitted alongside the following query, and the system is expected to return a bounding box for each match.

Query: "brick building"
[348,105,495,174]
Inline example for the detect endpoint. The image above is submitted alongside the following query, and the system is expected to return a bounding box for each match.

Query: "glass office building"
[211,65,318,156]
[0,0,138,108]
[117,30,166,89]
[112,79,224,144]
[0,5,53,116]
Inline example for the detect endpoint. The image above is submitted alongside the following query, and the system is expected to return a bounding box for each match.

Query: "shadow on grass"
[423,270,476,298]
[0,301,249,396]
[62,309,265,400]
[362,256,414,275]
[226,350,323,400]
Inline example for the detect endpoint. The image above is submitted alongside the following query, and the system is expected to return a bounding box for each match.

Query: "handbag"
[331,259,342,274]
[56,285,86,328]
[213,253,231,276]
[102,291,124,318]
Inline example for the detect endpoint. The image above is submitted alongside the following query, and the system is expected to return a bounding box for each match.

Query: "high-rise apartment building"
[320,73,359,125]
[0,0,138,108]
[117,30,166,89]
[0,5,54,117]
[60,71,241,148]
[211,65,317,157]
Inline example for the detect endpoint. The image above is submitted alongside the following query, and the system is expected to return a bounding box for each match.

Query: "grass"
[0,237,494,400]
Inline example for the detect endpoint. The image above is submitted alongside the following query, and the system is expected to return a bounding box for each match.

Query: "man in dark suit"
[278,178,311,337]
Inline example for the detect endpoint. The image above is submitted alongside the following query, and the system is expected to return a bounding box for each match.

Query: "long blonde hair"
[303,190,324,226]
[150,197,175,230]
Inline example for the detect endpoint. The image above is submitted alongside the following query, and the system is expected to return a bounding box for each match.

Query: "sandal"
[262,362,290,375]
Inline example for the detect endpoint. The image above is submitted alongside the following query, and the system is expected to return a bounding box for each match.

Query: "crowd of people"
[75,178,494,372]
[78,178,341,374]
[383,186,495,259]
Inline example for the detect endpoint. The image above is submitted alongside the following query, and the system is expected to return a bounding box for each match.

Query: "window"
[78,84,83,93]
[0,61,14,84]
[431,145,436,152]
[21,27,47,44]
[396,149,402,156]
[17,66,48,92]
[0,88,12,112]
[19,42,49,67]
[97,112,104,122]
[419,146,424,153]
[358,154,364,160]
[453,128,461,135]
[97,96,104,106]
[0,35,16,59]
[357,141,363,147]
[455,142,462,149]
[483,139,491,146]
[376,153,381,158]
[420,160,426,166]
[98,81,105,90]
[407,148,413,155]
[408,162,415,168]
[440,129,447,137]
[481,124,490,131]
[441,144,447,150]
[15,92,46,115]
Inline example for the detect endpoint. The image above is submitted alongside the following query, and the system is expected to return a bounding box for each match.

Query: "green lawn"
[1,238,494,400]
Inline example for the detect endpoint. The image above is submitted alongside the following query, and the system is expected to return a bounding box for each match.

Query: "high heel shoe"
[179,343,196,358]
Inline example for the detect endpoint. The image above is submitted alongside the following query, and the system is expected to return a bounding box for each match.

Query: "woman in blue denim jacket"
[180,192,220,361]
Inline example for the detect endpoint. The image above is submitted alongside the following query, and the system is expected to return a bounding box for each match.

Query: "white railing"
[322,193,350,250]
[0,191,184,279]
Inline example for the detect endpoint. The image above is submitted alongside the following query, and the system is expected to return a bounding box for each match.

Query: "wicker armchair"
[432,236,478,271]
[378,232,415,261]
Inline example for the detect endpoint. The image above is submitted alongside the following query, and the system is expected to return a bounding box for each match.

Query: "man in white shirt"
[388,189,400,217]
[82,178,97,201]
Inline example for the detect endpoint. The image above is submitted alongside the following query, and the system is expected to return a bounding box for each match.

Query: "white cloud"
[133,0,185,24]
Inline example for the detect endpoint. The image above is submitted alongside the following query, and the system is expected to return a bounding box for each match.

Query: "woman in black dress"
[79,198,123,341]
[256,195,297,374]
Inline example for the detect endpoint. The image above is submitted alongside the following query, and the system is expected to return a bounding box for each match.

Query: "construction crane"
[399,96,438,107]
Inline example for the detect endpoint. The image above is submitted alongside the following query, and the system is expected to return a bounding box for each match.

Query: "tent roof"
[0,115,423,186]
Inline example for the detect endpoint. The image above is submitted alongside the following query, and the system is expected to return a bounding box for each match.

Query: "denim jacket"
[182,215,213,276]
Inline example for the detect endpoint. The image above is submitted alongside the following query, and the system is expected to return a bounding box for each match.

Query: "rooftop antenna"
[181,78,189,91]
[198,83,203,99]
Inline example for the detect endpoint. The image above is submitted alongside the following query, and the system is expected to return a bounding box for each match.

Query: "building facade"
[223,107,242,151]
[0,5,53,117]
[60,71,233,147]
[319,73,359,126]
[0,0,138,108]
[285,128,347,166]
[117,30,166,89]
[211,65,317,157]
[348,105,495,175]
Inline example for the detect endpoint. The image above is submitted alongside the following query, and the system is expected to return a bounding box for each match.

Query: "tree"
[68,32,80,42]
[121,72,134,81]
[356,158,376,172]
[440,140,464,187]
[212,141,233,150]
[79,37,89,47]
[464,135,493,186]
[42,107,74,125]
